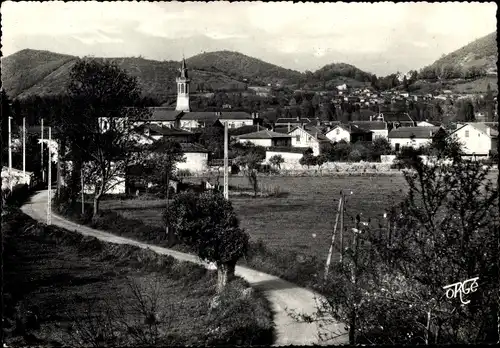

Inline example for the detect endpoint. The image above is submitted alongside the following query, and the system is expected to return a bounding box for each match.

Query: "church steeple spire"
[175,56,190,112]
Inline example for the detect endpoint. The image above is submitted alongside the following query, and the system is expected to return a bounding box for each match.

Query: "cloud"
[1,1,496,75]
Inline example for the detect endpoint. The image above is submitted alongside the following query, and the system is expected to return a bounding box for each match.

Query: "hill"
[186,50,304,86]
[2,50,246,102]
[429,31,497,72]
[3,49,378,101]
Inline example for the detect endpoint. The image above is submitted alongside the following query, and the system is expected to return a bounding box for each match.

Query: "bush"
[2,184,30,208]
[348,149,363,162]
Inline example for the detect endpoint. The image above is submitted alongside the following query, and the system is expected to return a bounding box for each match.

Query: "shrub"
[348,149,363,162]
[2,184,30,208]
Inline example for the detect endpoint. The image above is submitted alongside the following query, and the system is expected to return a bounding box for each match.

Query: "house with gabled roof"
[379,111,416,127]
[388,126,444,151]
[288,125,331,155]
[325,124,373,143]
[351,121,389,139]
[449,122,498,157]
[236,129,292,147]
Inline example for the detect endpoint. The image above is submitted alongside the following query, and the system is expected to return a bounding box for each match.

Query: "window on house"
[296,135,300,142]
[395,143,400,151]
[336,129,340,135]
[465,130,469,137]
[230,123,235,128]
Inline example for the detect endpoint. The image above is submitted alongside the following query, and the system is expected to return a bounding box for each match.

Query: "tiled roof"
[351,121,387,131]
[388,126,442,139]
[218,111,253,120]
[381,111,414,123]
[229,125,269,136]
[237,130,291,140]
[291,126,331,142]
[180,142,210,153]
[181,112,218,121]
[146,107,183,121]
[143,124,193,136]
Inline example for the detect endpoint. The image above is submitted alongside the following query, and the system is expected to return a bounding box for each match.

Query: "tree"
[370,138,392,161]
[402,76,409,91]
[233,144,265,198]
[268,154,284,170]
[60,58,151,216]
[299,148,317,168]
[199,126,224,159]
[485,83,494,122]
[164,191,249,292]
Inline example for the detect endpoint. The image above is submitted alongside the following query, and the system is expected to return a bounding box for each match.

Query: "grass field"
[102,176,408,258]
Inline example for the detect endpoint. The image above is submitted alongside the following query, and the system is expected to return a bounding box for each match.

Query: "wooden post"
[324,195,343,281]
[340,192,345,263]
[223,121,229,200]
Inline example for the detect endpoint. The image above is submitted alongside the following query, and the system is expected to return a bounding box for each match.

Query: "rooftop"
[237,129,291,140]
[146,108,183,122]
[351,121,387,131]
[388,126,442,139]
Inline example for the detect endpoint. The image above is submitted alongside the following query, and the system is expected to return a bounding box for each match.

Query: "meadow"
[102,176,408,259]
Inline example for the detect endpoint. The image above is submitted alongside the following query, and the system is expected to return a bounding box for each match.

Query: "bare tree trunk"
[425,309,432,345]
[349,309,356,345]
[93,194,101,217]
[216,260,236,293]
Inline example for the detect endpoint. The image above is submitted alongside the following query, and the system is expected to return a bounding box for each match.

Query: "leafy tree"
[485,83,495,121]
[268,154,284,170]
[370,138,392,161]
[402,76,409,91]
[59,58,150,216]
[233,144,265,198]
[164,191,249,292]
[299,148,317,168]
[199,126,224,159]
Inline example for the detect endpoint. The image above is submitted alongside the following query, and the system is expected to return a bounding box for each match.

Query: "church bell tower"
[175,58,190,112]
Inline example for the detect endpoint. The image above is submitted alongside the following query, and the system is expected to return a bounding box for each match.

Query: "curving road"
[21,190,348,346]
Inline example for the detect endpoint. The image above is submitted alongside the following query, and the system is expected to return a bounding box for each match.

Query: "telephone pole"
[8,116,12,191]
[339,191,345,263]
[223,121,229,200]
[41,118,44,183]
[47,127,52,225]
[23,117,26,179]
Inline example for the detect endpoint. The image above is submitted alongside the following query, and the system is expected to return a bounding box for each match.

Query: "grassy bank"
[3,208,275,346]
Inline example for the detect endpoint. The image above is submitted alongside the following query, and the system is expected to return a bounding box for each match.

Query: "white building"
[237,129,291,147]
[388,126,443,151]
[325,124,373,143]
[449,123,498,157]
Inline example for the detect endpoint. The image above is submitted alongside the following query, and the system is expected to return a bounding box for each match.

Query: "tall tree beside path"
[58,58,150,216]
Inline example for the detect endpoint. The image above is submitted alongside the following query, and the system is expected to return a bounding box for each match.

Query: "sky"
[1,1,497,76]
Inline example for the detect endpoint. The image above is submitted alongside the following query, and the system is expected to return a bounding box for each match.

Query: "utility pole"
[41,118,44,183]
[81,166,84,215]
[23,117,26,179]
[324,193,343,281]
[8,116,12,191]
[47,126,52,225]
[223,121,229,200]
[349,214,361,345]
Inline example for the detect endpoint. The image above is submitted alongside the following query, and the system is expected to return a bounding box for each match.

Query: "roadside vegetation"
[3,207,274,346]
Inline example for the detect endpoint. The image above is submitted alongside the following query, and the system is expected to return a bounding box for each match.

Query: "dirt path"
[21,190,348,346]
